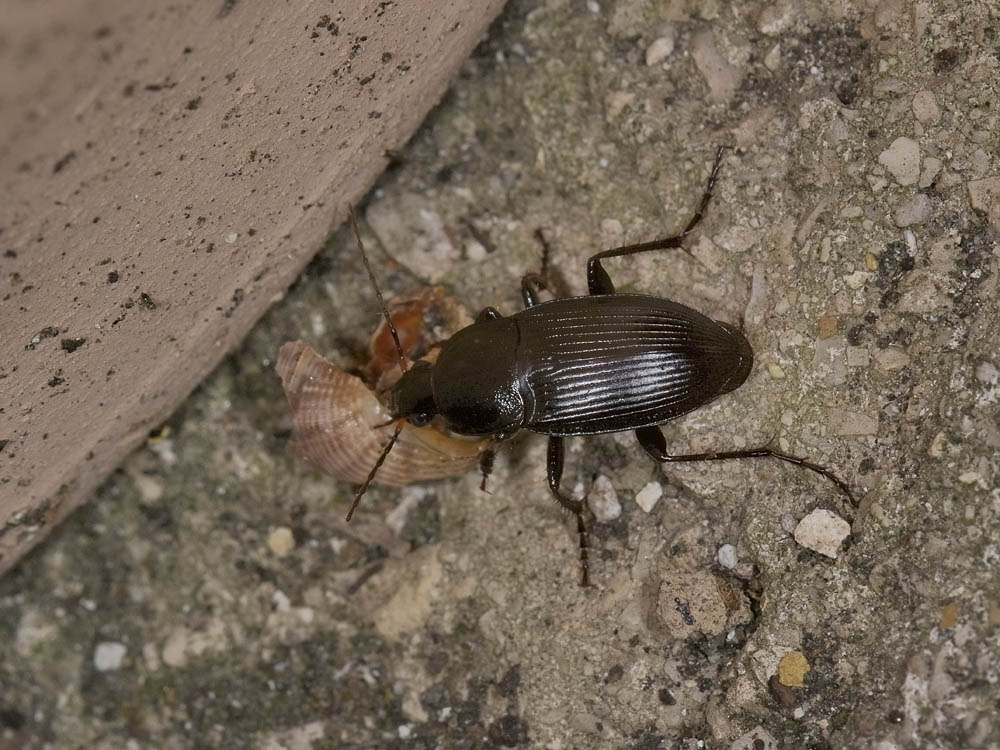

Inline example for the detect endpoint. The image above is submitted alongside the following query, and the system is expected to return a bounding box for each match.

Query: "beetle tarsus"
[478,445,497,492]
[547,436,592,587]
[533,228,553,279]
[634,424,857,510]
[520,272,549,308]
[585,147,727,296]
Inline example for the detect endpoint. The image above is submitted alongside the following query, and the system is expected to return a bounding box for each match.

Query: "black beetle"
[347,148,855,585]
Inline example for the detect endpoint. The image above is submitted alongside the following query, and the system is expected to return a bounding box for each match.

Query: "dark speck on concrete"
[60,338,86,353]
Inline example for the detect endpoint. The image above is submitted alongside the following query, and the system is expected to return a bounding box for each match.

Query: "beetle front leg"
[586,147,726,296]
[521,229,556,308]
[478,444,496,492]
[634,425,857,509]
[547,436,591,586]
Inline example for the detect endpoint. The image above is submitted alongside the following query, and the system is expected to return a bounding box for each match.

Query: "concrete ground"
[2,0,999,748]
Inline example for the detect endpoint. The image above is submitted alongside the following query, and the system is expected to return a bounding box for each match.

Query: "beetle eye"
[409,413,431,427]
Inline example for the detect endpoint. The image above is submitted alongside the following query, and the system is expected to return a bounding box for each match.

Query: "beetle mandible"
[347,148,855,585]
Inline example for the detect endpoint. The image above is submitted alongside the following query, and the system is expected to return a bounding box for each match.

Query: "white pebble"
[635,482,663,513]
[268,527,295,557]
[974,361,998,384]
[878,137,920,186]
[588,475,622,522]
[717,544,738,569]
[793,509,851,558]
[893,193,932,227]
[645,33,675,66]
[94,642,127,672]
[911,90,940,124]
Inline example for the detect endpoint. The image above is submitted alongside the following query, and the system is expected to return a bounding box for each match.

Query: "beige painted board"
[0,0,506,575]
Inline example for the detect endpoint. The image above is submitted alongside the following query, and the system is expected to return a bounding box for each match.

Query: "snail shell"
[277,289,486,486]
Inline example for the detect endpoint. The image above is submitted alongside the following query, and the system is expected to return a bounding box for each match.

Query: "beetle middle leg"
[634,425,857,508]
[547,436,591,586]
[520,228,557,308]
[586,146,726,295]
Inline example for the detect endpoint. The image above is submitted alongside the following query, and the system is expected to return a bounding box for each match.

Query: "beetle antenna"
[348,206,408,373]
[345,419,406,521]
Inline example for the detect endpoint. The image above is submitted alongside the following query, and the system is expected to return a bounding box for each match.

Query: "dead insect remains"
[278,288,490,486]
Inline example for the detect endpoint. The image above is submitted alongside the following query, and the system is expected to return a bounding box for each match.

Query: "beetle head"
[390,359,438,426]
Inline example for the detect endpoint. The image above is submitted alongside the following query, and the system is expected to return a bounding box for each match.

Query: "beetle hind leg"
[586,146,727,296]
[634,425,857,510]
[547,436,592,587]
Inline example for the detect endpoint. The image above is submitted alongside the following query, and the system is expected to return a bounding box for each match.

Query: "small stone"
[817,315,839,340]
[843,270,872,290]
[967,176,1000,232]
[645,32,675,66]
[604,90,635,122]
[939,602,959,629]
[717,544,738,569]
[272,590,291,612]
[911,90,940,124]
[763,43,781,72]
[768,674,799,704]
[131,472,164,502]
[793,509,850,558]
[635,481,663,512]
[974,361,998,384]
[656,569,748,638]
[94,642,127,672]
[268,527,295,557]
[893,193,932,227]
[778,651,810,687]
[691,29,741,102]
[988,601,1000,627]
[828,408,878,436]
[758,3,797,34]
[845,346,870,368]
[879,137,920,186]
[874,347,910,371]
[928,431,960,459]
[162,627,190,667]
[780,513,799,535]
[588,475,622,522]
[919,157,942,188]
